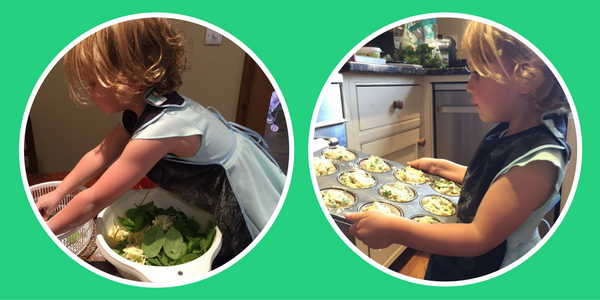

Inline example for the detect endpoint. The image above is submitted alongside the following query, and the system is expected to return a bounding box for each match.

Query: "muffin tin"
[314,146,460,224]
[313,157,339,176]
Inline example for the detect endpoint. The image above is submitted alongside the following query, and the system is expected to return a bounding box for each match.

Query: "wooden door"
[235,53,273,135]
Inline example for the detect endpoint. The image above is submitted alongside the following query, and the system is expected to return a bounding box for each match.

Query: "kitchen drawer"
[356,84,421,131]
[360,128,420,163]
[339,221,405,267]
[369,244,407,268]
[336,221,369,256]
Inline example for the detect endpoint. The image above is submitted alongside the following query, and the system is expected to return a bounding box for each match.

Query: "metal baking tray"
[314,146,460,225]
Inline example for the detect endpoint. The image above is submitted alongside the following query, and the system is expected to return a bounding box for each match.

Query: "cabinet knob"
[417,138,426,147]
[393,100,404,110]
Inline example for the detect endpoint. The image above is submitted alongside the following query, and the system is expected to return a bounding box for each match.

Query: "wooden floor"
[390,248,430,279]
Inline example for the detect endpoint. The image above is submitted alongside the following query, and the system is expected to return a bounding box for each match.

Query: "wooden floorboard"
[389,248,430,280]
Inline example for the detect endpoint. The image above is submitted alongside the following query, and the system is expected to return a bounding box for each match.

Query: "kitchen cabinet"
[342,73,431,166]
[335,72,468,267]
[339,73,430,267]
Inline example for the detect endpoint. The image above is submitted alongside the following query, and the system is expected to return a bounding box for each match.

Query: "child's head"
[64,18,188,106]
[462,21,568,112]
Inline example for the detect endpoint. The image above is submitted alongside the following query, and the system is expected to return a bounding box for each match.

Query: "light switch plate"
[205,28,222,45]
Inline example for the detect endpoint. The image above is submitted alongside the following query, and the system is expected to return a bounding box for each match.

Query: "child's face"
[466,64,530,124]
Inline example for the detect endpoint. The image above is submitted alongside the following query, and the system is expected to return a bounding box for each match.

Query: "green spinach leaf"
[118,217,136,232]
[165,207,178,216]
[146,257,162,266]
[133,215,149,233]
[125,207,140,220]
[163,227,186,260]
[180,227,196,241]
[179,253,198,264]
[185,219,200,233]
[200,220,217,252]
[142,224,166,257]
[159,251,173,266]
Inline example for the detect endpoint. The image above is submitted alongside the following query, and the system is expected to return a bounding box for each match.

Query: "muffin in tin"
[420,195,457,216]
[409,214,445,224]
[313,156,337,176]
[338,169,377,189]
[322,145,357,161]
[378,182,417,202]
[320,188,357,210]
[359,156,392,173]
[360,201,403,217]
[394,166,430,185]
[430,178,462,197]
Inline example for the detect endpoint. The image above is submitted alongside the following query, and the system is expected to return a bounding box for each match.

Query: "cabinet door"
[356,85,421,131]
[361,128,420,164]
[368,244,407,268]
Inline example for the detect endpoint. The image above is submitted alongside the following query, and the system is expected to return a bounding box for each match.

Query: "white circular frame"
[20,12,294,288]
[308,12,581,287]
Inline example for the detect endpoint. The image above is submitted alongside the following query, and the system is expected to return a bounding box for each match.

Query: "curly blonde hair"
[462,21,568,112]
[64,18,189,106]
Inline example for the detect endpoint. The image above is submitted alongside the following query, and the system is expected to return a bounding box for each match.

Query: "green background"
[2,0,594,299]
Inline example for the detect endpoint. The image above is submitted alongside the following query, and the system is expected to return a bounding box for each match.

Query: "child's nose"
[466,75,475,94]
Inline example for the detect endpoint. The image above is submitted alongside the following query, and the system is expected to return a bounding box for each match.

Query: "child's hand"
[407,158,438,174]
[36,191,62,220]
[345,211,397,249]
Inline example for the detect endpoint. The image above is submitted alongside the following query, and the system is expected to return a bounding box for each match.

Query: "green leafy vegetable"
[142,224,166,258]
[66,232,81,243]
[200,221,217,252]
[398,44,443,68]
[164,227,186,260]
[117,217,135,232]
[185,219,200,233]
[146,257,162,266]
[110,194,218,267]
[178,253,198,264]
[133,215,149,233]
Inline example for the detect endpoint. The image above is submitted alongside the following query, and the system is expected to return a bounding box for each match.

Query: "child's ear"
[517,68,544,96]
[129,83,143,92]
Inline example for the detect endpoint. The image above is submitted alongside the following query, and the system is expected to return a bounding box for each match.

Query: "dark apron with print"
[425,112,570,281]
[121,92,252,269]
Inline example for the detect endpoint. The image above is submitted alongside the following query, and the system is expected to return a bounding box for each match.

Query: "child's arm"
[35,123,130,219]
[346,160,557,257]
[47,136,201,234]
[44,136,194,235]
[407,158,467,184]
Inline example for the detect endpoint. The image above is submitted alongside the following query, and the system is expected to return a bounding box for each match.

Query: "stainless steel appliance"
[433,82,497,166]
[437,35,457,67]
[313,74,348,151]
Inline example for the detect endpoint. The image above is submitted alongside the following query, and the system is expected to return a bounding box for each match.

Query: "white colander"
[30,181,94,256]
[95,187,222,283]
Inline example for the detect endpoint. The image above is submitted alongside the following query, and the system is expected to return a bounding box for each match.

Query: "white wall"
[436,18,470,60]
[29,20,245,173]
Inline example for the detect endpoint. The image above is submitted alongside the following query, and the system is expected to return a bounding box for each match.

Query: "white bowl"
[96,187,222,283]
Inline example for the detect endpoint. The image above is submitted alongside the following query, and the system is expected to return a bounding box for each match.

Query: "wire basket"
[30,181,94,256]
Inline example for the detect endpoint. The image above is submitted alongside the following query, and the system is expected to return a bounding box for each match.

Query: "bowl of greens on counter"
[96,188,222,283]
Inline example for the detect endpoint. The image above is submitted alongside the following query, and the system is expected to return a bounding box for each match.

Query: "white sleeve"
[493,146,568,191]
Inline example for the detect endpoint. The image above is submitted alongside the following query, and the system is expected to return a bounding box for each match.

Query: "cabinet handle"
[417,138,426,147]
[393,100,404,110]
